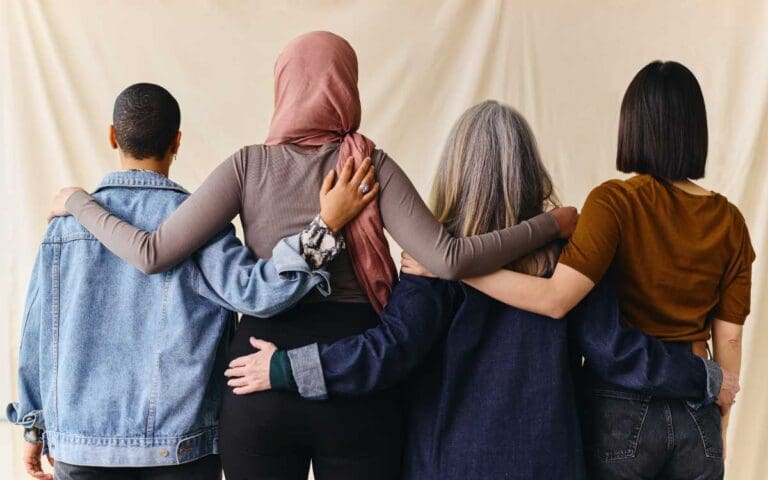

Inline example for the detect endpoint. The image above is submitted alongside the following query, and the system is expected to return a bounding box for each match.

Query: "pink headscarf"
[265,31,397,313]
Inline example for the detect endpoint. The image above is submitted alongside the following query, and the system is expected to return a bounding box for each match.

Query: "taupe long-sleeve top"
[66,143,560,303]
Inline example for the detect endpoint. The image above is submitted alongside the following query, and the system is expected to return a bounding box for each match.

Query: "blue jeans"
[582,386,724,480]
[54,454,221,480]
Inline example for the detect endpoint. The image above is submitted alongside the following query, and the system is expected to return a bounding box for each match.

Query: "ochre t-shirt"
[559,175,755,342]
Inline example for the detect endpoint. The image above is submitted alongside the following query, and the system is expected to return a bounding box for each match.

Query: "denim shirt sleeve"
[6,250,46,432]
[569,279,715,403]
[285,274,454,400]
[193,226,331,318]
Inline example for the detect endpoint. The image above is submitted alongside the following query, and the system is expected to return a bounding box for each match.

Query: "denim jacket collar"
[94,170,189,195]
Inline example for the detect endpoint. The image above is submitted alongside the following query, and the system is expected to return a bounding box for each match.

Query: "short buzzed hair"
[113,83,180,159]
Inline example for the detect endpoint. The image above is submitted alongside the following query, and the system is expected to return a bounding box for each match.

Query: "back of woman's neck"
[668,178,713,196]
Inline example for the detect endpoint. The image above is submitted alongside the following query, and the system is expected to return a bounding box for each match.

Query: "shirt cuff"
[287,343,328,400]
[687,358,722,410]
[6,403,45,430]
[537,211,562,240]
[299,216,345,270]
[272,234,332,297]
[269,350,298,392]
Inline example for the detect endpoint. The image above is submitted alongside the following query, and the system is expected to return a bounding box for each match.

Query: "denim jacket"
[284,276,719,401]
[278,275,722,478]
[6,170,330,467]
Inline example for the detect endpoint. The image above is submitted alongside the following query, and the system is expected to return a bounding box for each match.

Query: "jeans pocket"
[687,403,723,459]
[583,388,651,461]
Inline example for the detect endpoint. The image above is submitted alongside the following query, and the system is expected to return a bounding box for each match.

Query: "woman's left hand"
[48,186,87,222]
[224,337,277,395]
[400,252,437,277]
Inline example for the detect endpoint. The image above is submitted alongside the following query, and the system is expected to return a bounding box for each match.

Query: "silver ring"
[359,183,370,194]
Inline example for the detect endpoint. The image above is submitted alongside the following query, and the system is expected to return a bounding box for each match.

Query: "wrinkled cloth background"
[1,1,766,478]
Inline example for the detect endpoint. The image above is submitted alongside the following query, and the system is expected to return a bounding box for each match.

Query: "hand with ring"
[319,156,380,233]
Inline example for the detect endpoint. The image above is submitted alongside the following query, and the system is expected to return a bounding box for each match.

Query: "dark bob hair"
[616,61,708,180]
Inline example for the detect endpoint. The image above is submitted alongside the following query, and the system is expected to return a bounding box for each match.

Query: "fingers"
[249,337,275,351]
[233,385,262,395]
[224,366,247,378]
[228,354,253,368]
[46,454,54,467]
[338,157,355,184]
[349,157,372,187]
[360,182,380,204]
[227,377,249,387]
[320,170,336,196]
[358,166,375,190]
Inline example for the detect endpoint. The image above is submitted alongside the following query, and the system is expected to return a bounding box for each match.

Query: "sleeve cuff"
[702,358,723,401]
[537,211,561,240]
[6,403,45,430]
[687,358,722,410]
[287,343,329,400]
[272,234,332,297]
[269,350,298,392]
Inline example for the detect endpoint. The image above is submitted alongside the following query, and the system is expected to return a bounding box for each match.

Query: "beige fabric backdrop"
[1,0,766,478]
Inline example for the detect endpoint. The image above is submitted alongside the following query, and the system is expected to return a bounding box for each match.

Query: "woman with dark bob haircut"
[404,61,755,479]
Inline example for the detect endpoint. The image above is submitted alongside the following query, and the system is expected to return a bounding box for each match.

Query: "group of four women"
[52,31,753,480]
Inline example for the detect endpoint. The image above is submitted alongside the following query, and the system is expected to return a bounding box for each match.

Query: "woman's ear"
[109,125,119,149]
[170,131,182,155]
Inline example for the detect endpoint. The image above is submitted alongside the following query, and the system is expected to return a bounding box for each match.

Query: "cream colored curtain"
[1,1,766,478]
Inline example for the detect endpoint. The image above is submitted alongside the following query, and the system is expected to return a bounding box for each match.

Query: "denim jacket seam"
[145,269,173,437]
[50,243,61,433]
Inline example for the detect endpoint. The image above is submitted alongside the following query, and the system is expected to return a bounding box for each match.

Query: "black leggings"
[219,303,404,480]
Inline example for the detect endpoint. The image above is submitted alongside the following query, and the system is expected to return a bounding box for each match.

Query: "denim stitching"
[685,405,723,459]
[664,401,675,451]
[51,243,61,434]
[591,390,651,461]
[145,269,173,437]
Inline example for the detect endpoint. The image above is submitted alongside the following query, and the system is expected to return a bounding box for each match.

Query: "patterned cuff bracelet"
[299,215,346,270]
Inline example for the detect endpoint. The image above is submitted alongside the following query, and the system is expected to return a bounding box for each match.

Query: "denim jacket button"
[160,449,169,457]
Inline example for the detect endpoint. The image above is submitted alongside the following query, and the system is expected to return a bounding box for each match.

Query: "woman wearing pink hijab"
[53,32,577,479]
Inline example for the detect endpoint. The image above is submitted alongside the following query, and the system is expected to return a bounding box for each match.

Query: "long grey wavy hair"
[431,100,560,277]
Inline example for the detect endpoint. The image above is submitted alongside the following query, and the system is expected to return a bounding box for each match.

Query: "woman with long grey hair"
[241,100,712,479]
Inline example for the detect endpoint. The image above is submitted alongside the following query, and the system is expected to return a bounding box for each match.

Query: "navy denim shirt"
[284,274,718,479]
[6,171,330,467]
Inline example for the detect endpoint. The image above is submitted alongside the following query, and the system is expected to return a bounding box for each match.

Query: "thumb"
[249,337,275,351]
[46,454,55,467]
[321,169,335,195]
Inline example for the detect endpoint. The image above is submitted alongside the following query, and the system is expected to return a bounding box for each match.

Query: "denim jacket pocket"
[686,402,723,459]
[583,387,651,462]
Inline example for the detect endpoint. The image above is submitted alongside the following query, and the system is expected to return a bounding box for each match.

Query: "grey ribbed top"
[66,143,560,303]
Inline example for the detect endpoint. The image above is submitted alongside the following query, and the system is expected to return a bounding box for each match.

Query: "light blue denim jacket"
[5,170,330,467]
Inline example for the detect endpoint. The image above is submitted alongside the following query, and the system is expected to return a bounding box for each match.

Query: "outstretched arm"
[50,151,377,275]
[193,229,331,317]
[568,280,719,400]
[223,274,456,399]
[375,153,578,280]
[462,263,594,319]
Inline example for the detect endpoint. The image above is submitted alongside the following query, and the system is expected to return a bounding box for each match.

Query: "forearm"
[377,154,559,280]
[195,230,332,317]
[463,263,592,319]
[571,280,712,399]
[273,275,453,399]
[713,319,743,432]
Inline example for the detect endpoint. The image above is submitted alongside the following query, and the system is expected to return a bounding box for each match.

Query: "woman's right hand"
[549,206,580,238]
[319,157,380,233]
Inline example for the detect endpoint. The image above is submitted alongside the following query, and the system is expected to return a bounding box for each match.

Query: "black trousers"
[54,454,221,480]
[583,386,724,480]
[220,302,404,480]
